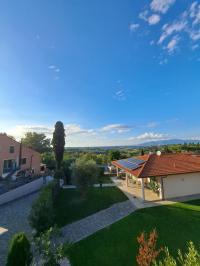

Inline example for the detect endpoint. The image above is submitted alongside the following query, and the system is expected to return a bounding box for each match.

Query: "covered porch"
[112,159,164,202]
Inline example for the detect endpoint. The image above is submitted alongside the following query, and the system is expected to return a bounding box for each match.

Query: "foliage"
[22,132,51,153]
[42,152,56,170]
[137,229,162,266]
[62,158,75,184]
[155,242,200,266]
[71,158,99,196]
[54,169,65,180]
[29,184,55,235]
[6,232,32,266]
[52,121,65,170]
[32,227,68,266]
[148,178,160,194]
[97,166,105,188]
[108,150,121,161]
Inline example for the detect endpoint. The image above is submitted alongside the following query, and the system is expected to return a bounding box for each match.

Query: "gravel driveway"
[0,192,38,266]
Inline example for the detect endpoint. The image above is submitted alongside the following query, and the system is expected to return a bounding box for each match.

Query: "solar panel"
[126,158,145,164]
[115,157,145,170]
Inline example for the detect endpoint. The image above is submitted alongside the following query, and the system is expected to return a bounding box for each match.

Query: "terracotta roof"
[112,153,200,178]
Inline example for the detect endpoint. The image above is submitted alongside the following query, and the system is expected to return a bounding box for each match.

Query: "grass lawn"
[68,199,200,266]
[54,187,127,227]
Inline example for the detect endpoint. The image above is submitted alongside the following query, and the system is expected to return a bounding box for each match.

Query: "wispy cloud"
[48,65,61,80]
[166,36,180,53]
[114,89,126,101]
[65,124,95,136]
[150,0,176,14]
[134,1,200,57]
[148,14,161,25]
[129,132,168,141]
[100,124,132,133]
[129,23,140,32]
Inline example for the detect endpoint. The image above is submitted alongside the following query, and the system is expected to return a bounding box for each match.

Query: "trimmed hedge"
[6,232,32,266]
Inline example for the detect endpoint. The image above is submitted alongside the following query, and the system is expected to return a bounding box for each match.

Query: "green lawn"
[54,187,127,227]
[68,199,200,266]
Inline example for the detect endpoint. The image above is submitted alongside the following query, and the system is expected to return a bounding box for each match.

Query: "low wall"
[0,177,44,206]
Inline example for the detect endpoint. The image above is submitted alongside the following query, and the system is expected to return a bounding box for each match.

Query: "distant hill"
[138,139,200,147]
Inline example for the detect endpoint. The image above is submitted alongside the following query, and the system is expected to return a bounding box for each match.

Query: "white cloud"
[65,124,95,136]
[166,36,179,53]
[150,0,176,14]
[114,89,126,101]
[129,132,168,141]
[158,21,186,44]
[129,23,140,32]
[190,30,200,41]
[139,10,148,21]
[189,1,200,25]
[148,14,161,25]
[191,44,199,50]
[159,58,168,65]
[48,65,56,69]
[100,124,132,133]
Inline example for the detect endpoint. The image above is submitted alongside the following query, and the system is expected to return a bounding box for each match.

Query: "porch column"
[141,178,145,201]
[116,167,119,177]
[126,173,128,187]
[159,177,165,200]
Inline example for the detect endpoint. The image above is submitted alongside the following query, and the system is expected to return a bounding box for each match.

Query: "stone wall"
[0,177,44,206]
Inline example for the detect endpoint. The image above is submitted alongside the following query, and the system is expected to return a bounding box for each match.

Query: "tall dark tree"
[52,121,65,169]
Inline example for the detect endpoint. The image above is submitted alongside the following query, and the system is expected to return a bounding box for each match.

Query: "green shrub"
[29,184,55,235]
[54,169,65,180]
[6,232,32,266]
[32,227,68,266]
[71,158,99,196]
[62,159,75,184]
[155,242,200,266]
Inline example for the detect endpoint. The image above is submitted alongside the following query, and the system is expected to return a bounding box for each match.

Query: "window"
[9,146,14,153]
[21,158,27,165]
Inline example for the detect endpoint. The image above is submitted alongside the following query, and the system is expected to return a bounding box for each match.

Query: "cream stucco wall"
[163,172,200,199]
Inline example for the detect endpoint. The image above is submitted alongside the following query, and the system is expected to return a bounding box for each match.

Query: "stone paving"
[62,200,136,243]
[0,192,38,266]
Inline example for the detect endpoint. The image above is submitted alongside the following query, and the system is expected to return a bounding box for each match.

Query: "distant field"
[68,199,200,266]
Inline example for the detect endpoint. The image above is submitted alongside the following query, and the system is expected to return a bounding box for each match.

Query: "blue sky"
[1,0,200,146]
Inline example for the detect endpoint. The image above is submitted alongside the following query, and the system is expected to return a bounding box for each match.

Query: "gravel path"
[62,200,136,243]
[0,192,38,266]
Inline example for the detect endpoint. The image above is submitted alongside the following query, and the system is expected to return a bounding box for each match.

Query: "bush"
[71,158,99,196]
[97,166,105,188]
[136,229,162,266]
[155,242,200,266]
[29,184,55,235]
[42,152,56,170]
[6,232,32,266]
[32,227,68,266]
[62,159,75,184]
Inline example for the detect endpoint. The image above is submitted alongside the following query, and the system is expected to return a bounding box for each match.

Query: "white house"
[112,152,200,201]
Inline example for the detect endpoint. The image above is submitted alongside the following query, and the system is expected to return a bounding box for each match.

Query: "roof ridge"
[136,154,151,178]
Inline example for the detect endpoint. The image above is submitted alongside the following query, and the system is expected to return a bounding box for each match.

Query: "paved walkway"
[62,200,136,243]
[62,183,116,189]
[0,193,38,266]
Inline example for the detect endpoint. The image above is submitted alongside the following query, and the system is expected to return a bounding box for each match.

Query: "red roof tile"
[112,153,200,178]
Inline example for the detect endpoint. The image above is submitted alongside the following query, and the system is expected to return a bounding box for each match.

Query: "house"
[112,152,200,201]
[0,133,41,177]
